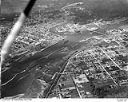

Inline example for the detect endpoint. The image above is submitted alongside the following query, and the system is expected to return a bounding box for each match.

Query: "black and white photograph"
[1,0,128,100]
